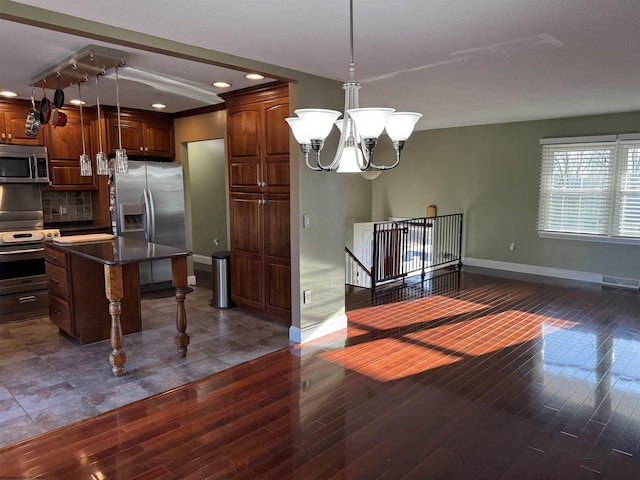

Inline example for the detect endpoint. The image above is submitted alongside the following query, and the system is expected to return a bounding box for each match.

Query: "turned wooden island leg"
[104,264,126,376]
[172,256,190,357]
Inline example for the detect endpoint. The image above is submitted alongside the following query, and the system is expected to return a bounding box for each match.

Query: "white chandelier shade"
[285,0,422,174]
[385,112,423,142]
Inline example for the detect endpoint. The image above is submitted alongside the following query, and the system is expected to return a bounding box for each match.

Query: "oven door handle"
[0,247,44,255]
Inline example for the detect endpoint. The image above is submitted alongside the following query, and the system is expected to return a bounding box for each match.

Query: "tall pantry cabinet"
[222,82,291,324]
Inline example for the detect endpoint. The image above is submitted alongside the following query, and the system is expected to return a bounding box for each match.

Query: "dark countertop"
[46,236,191,265]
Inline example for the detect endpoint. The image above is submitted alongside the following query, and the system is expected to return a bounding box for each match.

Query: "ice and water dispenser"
[119,203,145,233]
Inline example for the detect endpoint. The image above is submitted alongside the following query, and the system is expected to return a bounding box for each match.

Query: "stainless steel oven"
[0,243,49,319]
[0,183,59,320]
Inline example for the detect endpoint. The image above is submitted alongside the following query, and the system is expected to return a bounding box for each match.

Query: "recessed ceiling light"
[213,81,232,88]
[69,99,86,105]
[0,91,18,98]
[152,103,167,109]
[245,73,264,81]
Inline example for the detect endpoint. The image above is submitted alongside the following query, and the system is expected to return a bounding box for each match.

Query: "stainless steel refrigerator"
[112,160,186,290]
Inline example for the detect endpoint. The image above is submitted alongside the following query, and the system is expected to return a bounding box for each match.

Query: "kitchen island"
[45,236,192,377]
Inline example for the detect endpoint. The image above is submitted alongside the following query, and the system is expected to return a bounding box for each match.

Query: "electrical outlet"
[303,214,311,229]
[60,206,67,215]
[214,238,219,246]
[509,242,516,251]
[303,289,312,304]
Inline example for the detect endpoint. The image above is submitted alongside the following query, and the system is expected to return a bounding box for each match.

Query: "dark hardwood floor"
[2,268,640,479]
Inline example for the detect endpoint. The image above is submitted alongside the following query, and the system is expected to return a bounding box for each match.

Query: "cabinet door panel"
[144,122,174,157]
[229,194,262,254]
[266,261,291,316]
[264,195,290,260]
[107,118,142,155]
[228,107,260,158]
[264,101,289,157]
[45,109,97,190]
[229,161,262,192]
[46,117,91,160]
[45,262,69,299]
[48,160,96,190]
[48,295,72,335]
[230,253,263,308]
[4,110,45,145]
[263,158,290,193]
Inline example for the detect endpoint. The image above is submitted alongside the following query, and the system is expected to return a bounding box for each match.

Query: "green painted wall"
[344,174,374,250]
[367,111,640,280]
[187,139,227,257]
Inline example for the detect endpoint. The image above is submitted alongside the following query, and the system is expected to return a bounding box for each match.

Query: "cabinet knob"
[7,134,11,140]
[145,146,149,152]
[1,133,4,139]
[139,147,144,152]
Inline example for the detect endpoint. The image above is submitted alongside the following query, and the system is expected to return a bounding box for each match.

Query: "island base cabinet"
[45,246,142,344]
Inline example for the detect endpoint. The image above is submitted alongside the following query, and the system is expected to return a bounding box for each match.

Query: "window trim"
[538,133,640,244]
[537,230,640,246]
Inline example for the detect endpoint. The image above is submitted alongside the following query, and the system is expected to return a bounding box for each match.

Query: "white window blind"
[613,140,640,236]
[538,141,615,236]
[538,134,640,242]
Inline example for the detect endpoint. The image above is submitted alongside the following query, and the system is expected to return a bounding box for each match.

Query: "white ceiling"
[3,0,640,130]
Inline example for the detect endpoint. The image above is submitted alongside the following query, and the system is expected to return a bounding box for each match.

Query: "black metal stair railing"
[346,213,463,292]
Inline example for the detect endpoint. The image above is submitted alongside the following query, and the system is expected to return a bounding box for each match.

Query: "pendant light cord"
[348,0,355,82]
[116,66,123,149]
[95,76,104,151]
[78,82,86,155]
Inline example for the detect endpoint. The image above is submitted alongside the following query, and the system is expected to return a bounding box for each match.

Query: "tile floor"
[0,280,291,448]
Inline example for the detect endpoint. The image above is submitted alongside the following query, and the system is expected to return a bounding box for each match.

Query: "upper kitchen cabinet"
[223,82,289,194]
[103,106,174,158]
[44,106,96,190]
[0,99,44,146]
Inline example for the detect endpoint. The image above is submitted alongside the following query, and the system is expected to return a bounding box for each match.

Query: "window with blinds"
[538,134,640,242]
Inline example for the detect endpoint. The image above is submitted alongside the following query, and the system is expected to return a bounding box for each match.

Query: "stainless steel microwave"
[0,145,49,184]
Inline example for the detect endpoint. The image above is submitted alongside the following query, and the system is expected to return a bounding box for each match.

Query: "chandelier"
[286,0,422,174]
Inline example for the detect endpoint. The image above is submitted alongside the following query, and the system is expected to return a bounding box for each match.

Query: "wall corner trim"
[289,314,348,344]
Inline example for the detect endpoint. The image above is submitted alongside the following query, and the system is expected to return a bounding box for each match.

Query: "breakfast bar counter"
[46,236,192,377]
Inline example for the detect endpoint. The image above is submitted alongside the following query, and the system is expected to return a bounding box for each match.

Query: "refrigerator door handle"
[143,188,152,242]
[147,187,157,243]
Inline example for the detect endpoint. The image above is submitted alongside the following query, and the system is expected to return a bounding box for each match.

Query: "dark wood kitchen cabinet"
[0,100,45,146]
[44,107,97,190]
[222,82,291,324]
[44,245,141,344]
[229,192,291,318]
[103,106,174,158]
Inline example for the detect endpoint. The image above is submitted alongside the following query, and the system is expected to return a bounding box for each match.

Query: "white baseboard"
[463,257,603,284]
[289,313,348,344]
[193,254,212,266]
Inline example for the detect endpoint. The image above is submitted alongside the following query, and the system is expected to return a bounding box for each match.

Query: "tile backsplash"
[41,190,93,223]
